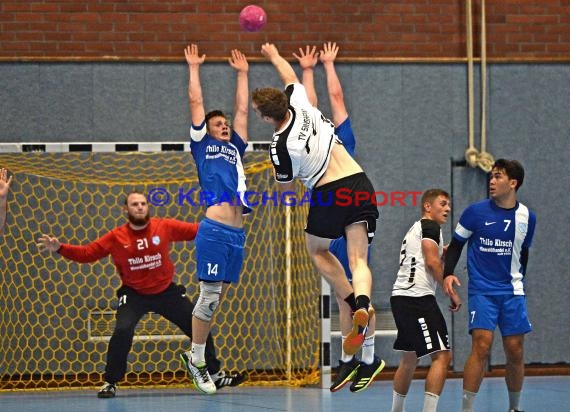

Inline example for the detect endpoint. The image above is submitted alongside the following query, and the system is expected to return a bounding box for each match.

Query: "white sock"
[508,391,521,411]
[361,335,375,364]
[391,390,406,412]
[340,336,353,363]
[423,392,439,412]
[461,390,477,412]
[190,342,206,365]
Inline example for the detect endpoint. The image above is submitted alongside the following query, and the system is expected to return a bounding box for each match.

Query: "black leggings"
[104,283,221,384]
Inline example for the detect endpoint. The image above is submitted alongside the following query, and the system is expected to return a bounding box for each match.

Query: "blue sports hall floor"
[1,375,569,411]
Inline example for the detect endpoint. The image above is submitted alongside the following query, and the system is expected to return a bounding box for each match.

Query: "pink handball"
[239,5,267,32]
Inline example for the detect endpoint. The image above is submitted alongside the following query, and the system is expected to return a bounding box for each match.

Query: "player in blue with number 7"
[443,159,536,412]
[292,42,385,393]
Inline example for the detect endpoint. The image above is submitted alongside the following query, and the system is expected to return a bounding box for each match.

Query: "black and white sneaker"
[180,352,216,394]
[349,356,385,393]
[330,357,360,392]
[211,370,246,389]
[97,382,117,398]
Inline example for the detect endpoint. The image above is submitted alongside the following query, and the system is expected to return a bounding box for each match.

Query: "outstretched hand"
[0,168,12,198]
[229,49,248,72]
[37,234,61,253]
[260,43,280,60]
[293,45,318,70]
[184,44,206,66]
[319,41,339,64]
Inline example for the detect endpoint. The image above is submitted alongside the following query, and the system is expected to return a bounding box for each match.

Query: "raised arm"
[0,168,13,235]
[292,45,318,107]
[37,233,110,263]
[261,43,299,86]
[320,42,348,127]
[184,44,206,127]
[228,49,249,143]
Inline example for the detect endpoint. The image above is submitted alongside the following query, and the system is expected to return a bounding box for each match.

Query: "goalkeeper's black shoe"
[97,382,117,398]
[212,370,246,389]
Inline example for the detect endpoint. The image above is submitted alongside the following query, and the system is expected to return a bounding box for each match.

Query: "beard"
[127,211,150,226]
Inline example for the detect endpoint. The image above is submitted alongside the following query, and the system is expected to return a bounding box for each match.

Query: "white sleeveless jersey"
[269,83,338,190]
[392,219,443,297]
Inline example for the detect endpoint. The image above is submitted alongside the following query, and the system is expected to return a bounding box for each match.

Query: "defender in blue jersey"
[443,159,536,412]
[293,42,383,393]
[180,44,250,394]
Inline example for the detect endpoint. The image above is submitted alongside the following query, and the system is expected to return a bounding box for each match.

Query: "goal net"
[0,150,320,390]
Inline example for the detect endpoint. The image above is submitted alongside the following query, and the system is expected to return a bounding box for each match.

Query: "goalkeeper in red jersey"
[37,191,244,398]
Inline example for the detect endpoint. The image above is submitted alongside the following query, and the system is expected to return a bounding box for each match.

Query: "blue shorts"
[195,217,245,283]
[328,236,371,283]
[335,118,356,157]
[467,294,532,336]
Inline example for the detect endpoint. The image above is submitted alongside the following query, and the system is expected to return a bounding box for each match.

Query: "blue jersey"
[453,199,536,296]
[190,122,251,213]
[334,117,355,157]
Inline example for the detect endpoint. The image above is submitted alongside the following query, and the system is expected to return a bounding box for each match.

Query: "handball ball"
[239,5,267,32]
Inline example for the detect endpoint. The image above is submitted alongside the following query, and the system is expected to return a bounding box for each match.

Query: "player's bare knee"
[305,235,330,255]
[505,346,524,363]
[472,341,492,359]
[193,281,222,322]
[400,352,418,371]
[348,256,370,277]
[431,349,452,366]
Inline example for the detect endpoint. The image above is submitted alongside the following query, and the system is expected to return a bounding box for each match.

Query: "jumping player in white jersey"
[390,189,460,412]
[252,43,381,377]
[443,159,536,412]
[180,44,250,394]
[292,42,383,393]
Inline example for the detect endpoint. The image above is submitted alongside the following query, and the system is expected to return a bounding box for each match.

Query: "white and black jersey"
[269,83,338,190]
[392,219,443,297]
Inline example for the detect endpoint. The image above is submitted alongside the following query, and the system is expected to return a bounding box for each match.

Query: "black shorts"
[305,172,379,243]
[390,295,450,358]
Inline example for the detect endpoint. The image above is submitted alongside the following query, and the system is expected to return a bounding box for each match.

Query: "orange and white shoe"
[343,308,370,355]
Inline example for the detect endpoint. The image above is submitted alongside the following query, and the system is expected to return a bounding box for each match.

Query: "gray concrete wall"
[1,61,569,369]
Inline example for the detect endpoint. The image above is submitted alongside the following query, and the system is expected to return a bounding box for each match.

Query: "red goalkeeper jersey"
[58,217,199,295]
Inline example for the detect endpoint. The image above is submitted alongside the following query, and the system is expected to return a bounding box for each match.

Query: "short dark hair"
[421,188,449,213]
[205,110,226,124]
[492,158,525,190]
[252,88,289,122]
